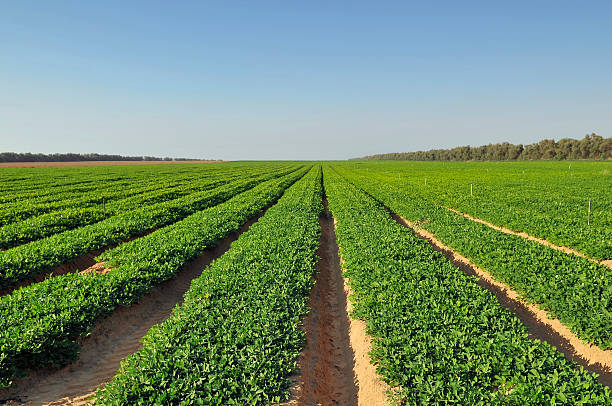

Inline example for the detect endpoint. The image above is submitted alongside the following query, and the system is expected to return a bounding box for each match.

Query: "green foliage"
[339,160,612,260]
[96,167,322,404]
[335,163,612,349]
[0,168,308,387]
[1,160,609,403]
[0,167,301,290]
[324,166,611,404]
[0,162,287,225]
[356,134,612,161]
[0,174,234,249]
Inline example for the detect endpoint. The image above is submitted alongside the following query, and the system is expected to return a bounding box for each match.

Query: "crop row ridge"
[0,201,276,404]
[442,205,612,269]
[331,167,612,388]
[0,229,158,298]
[382,204,612,389]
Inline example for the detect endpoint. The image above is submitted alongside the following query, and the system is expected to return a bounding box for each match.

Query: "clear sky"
[1,1,611,160]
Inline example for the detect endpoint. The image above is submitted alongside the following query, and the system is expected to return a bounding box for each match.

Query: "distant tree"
[353,134,611,161]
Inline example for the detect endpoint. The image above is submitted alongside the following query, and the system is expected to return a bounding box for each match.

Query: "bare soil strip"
[0,161,222,168]
[341,282,390,406]
[387,210,612,389]
[443,206,612,268]
[336,221,391,406]
[284,200,359,406]
[0,211,268,405]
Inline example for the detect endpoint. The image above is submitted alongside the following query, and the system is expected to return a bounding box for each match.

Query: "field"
[0,160,610,405]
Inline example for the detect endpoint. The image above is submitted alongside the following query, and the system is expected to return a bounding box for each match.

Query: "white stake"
[470,183,473,196]
[588,198,591,226]
[425,176,427,185]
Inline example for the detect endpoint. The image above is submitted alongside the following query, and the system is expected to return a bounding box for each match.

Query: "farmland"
[0,160,610,405]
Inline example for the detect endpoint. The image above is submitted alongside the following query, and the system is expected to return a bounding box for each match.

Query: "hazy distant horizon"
[2,2,611,160]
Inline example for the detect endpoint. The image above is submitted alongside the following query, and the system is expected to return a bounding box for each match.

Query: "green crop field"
[0,161,610,405]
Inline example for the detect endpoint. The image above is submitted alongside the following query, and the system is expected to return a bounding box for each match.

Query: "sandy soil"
[341,285,390,406]
[282,199,389,406]
[0,212,267,405]
[338,247,391,403]
[390,212,612,389]
[443,206,612,269]
[0,161,221,168]
[284,202,358,405]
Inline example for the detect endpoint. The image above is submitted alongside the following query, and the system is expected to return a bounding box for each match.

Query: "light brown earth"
[0,211,266,405]
[390,212,612,389]
[283,200,389,406]
[340,266,391,404]
[0,160,222,168]
[443,206,612,269]
[284,202,358,405]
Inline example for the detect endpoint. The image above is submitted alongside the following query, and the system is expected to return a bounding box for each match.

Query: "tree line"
[0,152,204,163]
[354,134,611,161]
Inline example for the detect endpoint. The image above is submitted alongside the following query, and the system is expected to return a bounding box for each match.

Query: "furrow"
[443,206,612,269]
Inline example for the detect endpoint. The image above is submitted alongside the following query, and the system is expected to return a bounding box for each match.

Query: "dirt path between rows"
[283,197,389,406]
[388,211,612,389]
[284,200,358,405]
[443,206,612,269]
[337,224,391,405]
[0,211,268,406]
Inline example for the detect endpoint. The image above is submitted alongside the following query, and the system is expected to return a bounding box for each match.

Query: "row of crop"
[0,163,276,226]
[324,167,611,404]
[0,178,157,223]
[0,169,155,203]
[0,163,219,198]
[0,174,189,224]
[1,162,277,205]
[0,167,308,388]
[0,181,219,249]
[0,166,302,290]
[0,171,130,199]
[0,162,223,198]
[435,178,612,260]
[95,166,322,404]
[334,165,612,350]
[0,166,260,248]
[348,161,612,260]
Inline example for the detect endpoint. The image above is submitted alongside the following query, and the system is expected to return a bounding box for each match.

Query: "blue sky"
[1,1,611,160]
